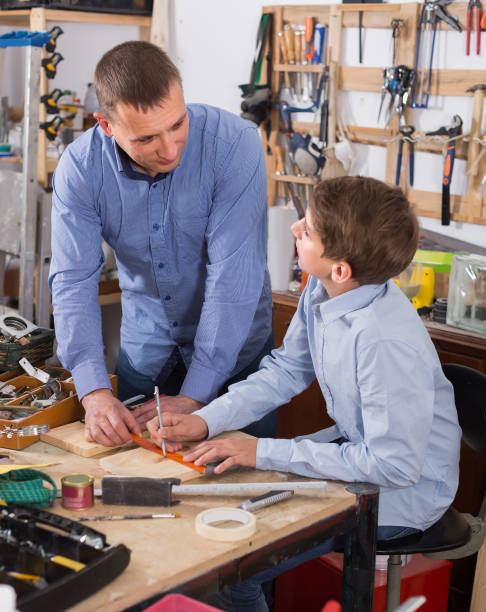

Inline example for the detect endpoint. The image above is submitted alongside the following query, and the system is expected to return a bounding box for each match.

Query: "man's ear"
[331,260,353,284]
[93,112,113,138]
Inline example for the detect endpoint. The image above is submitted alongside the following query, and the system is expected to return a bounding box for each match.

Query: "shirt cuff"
[180,362,227,404]
[256,438,293,472]
[71,361,113,401]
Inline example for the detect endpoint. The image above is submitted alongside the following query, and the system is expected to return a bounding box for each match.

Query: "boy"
[147,176,461,612]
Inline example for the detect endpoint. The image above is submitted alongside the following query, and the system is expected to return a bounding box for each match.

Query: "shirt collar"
[113,140,168,183]
[309,278,388,325]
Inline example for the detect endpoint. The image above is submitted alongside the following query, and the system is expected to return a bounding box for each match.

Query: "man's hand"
[82,388,141,446]
[132,398,157,429]
[183,439,258,474]
[159,394,204,414]
[147,412,208,452]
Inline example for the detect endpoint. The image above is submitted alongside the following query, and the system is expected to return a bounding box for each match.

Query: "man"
[49,41,274,446]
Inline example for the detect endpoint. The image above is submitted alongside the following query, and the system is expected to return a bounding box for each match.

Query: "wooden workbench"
[8,441,378,611]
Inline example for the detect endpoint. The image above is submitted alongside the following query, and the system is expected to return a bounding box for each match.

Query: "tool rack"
[262,2,486,226]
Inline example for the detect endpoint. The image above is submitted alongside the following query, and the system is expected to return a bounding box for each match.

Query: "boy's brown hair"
[94,41,182,119]
[310,176,419,285]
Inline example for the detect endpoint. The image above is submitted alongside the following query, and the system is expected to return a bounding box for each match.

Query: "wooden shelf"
[275,63,325,73]
[272,173,318,185]
[0,9,151,27]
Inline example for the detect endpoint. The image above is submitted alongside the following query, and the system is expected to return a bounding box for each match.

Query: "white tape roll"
[195,507,256,542]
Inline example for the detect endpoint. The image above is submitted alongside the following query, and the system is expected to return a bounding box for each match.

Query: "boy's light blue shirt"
[195,277,461,530]
[49,104,272,402]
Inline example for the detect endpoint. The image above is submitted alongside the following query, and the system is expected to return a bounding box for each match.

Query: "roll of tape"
[195,507,256,542]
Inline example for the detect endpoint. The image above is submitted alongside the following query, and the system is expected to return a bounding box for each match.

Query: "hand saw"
[131,433,205,474]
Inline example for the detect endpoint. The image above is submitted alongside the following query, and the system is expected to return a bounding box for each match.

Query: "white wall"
[1,0,485,248]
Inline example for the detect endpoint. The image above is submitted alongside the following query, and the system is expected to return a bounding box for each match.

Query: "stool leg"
[386,554,402,612]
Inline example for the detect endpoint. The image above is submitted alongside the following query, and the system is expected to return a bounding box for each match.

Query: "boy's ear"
[331,260,353,284]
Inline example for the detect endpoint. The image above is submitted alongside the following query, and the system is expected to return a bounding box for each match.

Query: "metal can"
[61,474,94,510]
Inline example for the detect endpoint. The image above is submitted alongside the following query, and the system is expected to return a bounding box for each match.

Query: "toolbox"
[0,327,55,373]
[274,552,451,612]
[0,373,117,450]
[1,0,153,14]
[0,503,130,612]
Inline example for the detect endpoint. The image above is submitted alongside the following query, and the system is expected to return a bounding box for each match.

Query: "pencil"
[154,385,166,457]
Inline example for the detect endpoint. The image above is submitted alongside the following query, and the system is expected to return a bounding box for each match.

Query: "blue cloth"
[0,31,50,48]
[195,277,462,531]
[207,525,420,612]
[116,332,278,438]
[49,104,273,403]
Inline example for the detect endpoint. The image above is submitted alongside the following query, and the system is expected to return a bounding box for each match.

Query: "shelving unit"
[262,2,486,226]
[0,2,168,317]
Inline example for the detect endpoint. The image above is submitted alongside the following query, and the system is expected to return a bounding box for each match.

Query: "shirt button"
[158,263,164,268]
[152,183,158,188]
[153,223,160,231]
[172,321,178,327]
[165,295,171,301]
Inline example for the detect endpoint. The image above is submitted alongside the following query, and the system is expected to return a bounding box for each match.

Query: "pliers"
[467,0,482,55]
[395,125,415,187]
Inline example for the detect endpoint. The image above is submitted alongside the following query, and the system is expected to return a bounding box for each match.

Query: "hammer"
[101,476,329,507]
[466,84,486,178]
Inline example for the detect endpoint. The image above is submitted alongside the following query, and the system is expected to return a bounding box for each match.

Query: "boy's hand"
[183,439,258,474]
[146,412,208,453]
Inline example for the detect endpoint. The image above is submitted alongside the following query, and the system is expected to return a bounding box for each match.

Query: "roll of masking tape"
[195,507,256,542]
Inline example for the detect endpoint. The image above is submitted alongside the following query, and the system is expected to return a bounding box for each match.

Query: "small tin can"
[61,474,94,510]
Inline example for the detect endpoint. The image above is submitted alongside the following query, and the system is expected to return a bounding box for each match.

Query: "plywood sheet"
[99,430,252,481]
[40,421,128,457]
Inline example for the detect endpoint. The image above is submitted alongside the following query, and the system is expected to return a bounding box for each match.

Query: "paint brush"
[154,385,166,457]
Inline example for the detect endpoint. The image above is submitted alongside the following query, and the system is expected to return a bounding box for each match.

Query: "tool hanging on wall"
[411,0,462,109]
[395,124,415,187]
[45,25,63,53]
[40,88,66,114]
[39,115,66,141]
[378,65,415,127]
[466,0,482,55]
[390,18,405,65]
[41,51,64,79]
[239,13,273,128]
[426,114,463,225]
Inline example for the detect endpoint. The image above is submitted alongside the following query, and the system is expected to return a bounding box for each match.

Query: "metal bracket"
[19,357,50,383]
[0,312,38,340]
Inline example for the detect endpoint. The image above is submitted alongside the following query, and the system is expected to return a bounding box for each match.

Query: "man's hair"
[310,176,419,285]
[94,41,182,117]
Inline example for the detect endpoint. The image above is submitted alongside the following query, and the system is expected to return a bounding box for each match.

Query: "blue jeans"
[116,332,277,438]
[206,526,420,612]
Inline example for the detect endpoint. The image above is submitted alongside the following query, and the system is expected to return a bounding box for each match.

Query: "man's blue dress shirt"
[49,104,272,402]
[195,278,462,530]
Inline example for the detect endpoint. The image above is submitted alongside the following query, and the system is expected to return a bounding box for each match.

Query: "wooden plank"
[150,0,168,49]
[99,431,253,481]
[272,173,317,185]
[29,8,48,189]
[471,539,486,612]
[40,420,127,457]
[0,8,150,26]
[339,66,486,97]
[409,189,486,225]
[465,89,486,222]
